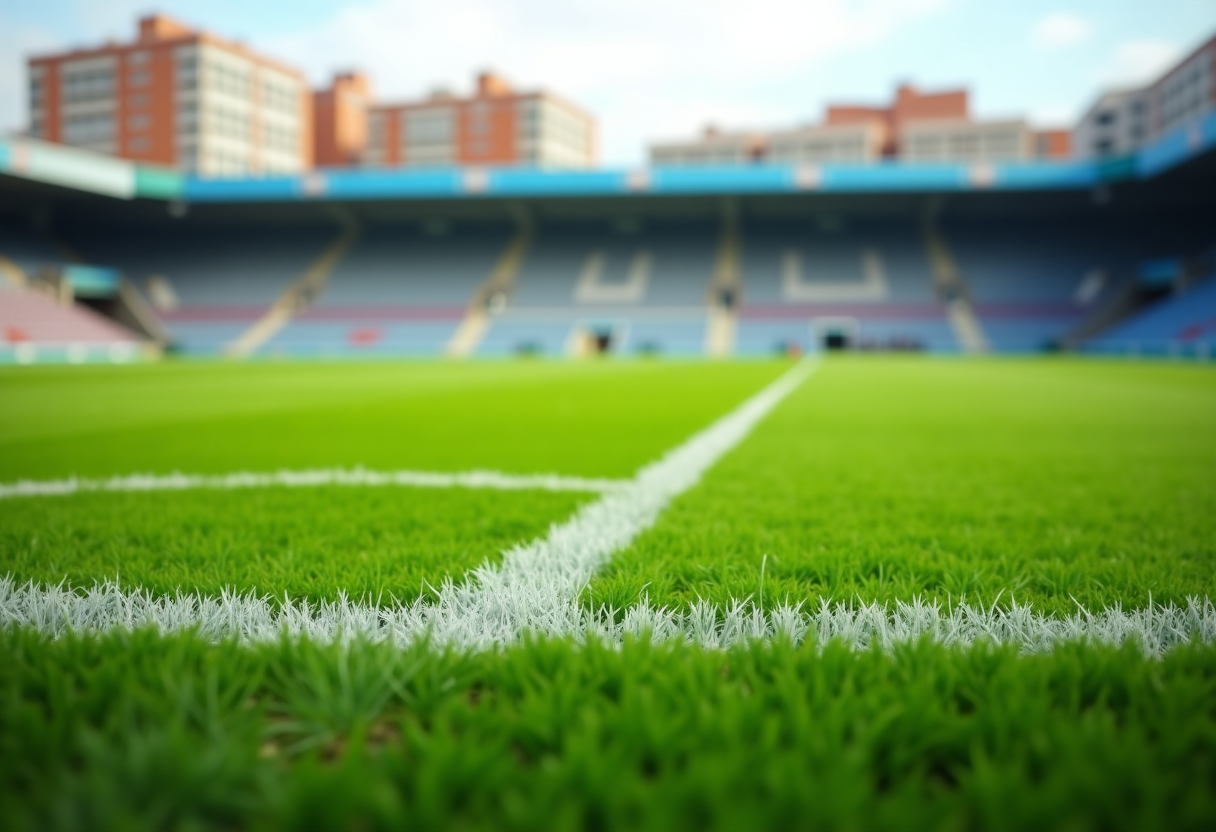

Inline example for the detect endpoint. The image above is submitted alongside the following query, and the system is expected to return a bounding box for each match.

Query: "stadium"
[2,5,1216,831]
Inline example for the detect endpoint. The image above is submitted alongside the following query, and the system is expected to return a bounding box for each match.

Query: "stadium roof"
[0,109,1213,207]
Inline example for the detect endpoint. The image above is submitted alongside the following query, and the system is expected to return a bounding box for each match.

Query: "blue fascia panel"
[321,169,463,199]
[489,169,629,195]
[992,162,1099,189]
[819,164,968,191]
[648,166,795,194]
[184,176,304,202]
[171,156,1204,203]
[1137,109,1216,178]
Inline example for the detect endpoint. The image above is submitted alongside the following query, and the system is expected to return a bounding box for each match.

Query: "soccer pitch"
[3,357,1215,830]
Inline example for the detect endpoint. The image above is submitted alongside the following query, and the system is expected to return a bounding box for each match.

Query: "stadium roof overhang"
[2,109,1214,230]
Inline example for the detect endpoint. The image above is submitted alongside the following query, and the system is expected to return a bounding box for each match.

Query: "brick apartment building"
[650,84,1071,166]
[25,15,597,173]
[312,71,371,168]
[27,15,312,176]
[361,72,597,169]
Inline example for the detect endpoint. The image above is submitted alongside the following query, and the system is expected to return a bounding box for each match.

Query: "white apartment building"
[765,122,885,164]
[1074,33,1215,159]
[900,119,1031,163]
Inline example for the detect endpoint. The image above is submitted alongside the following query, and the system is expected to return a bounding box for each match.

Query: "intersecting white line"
[2,360,817,645]
[416,358,821,647]
[0,468,629,500]
[4,356,1212,654]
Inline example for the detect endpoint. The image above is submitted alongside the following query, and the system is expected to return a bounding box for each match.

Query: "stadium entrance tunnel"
[824,331,851,351]
[812,317,861,352]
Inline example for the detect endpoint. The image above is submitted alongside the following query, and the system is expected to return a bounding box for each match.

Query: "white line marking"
[11,358,1208,654]
[418,359,819,646]
[2,578,1210,656]
[0,468,629,500]
[2,360,818,646]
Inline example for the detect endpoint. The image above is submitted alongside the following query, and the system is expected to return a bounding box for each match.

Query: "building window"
[62,68,115,103]
[129,113,150,130]
[175,53,198,87]
[129,93,149,108]
[130,71,150,87]
[407,108,455,145]
[130,136,149,152]
[204,61,251,100]
[1095,110,1116,126]
[64,112,115,145]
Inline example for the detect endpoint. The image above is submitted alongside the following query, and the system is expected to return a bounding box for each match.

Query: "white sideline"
[0,468,630,500]
[2,359,817,646]
[7,357,1210,654]
[2,578,1212,656]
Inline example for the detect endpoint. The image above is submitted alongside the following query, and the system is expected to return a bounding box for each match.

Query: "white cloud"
[1031,12,1092,49]
[265,0,952,165]
[1026,102,1077,128]
[1096,39,1181,86]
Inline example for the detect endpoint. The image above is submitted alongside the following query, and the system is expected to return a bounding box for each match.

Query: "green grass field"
[2,357,1215,831]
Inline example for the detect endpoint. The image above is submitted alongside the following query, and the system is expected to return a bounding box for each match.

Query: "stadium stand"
[948,218,1215,352]
[0,284,146,362]
[1085,274,1216,357]
[67,226,330,354]
[262,223,515,356]
[737,217,957,353]
[488,220,720,357]
[318,225,508,307]
[511,221,714,309]
[1,109,1213,361]
[943,220,1125,351]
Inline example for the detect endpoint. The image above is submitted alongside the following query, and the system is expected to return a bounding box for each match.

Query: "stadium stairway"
[446,227,532,357]
[224,222,359,358]
[705,212,742,357]
[922,204,988,353]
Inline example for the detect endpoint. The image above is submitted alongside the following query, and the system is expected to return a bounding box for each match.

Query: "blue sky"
[3,0,1214,164]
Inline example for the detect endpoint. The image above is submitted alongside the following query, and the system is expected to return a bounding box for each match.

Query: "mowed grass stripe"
[0,487,589,604]
[0,361,789,480]
[589,358,1216,617]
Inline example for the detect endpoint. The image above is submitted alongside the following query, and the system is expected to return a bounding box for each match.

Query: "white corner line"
[417,358,821,647]
[2,359,821,646]
[5,355,1213,655]
[0,468,631,500]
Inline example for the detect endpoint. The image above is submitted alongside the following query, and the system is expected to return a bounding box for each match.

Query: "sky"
[2,0,1215,165]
